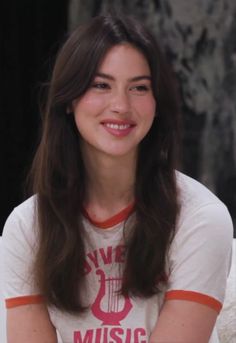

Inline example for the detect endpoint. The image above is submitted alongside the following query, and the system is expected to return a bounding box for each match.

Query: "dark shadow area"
[1,0,69,232]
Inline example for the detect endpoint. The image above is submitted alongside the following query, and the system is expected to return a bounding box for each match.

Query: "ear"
[66,104,73,114]
[67,99,79,114]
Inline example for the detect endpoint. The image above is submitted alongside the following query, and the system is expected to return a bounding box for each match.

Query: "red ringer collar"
[83,202,135,229]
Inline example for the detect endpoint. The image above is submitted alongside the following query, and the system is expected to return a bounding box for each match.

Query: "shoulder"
[14,195,37,215]
[176,171,224,211]
[2,195,38,245]
[175,171,233,246]
[167,172,234,306]
[2,196,42,304]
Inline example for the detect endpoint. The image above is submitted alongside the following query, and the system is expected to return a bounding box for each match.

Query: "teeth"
[105,123,131,130]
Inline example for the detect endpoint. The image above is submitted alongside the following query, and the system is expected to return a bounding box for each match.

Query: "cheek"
[135,96,156,119]
[73,94,107,133]
[73,93,106,115]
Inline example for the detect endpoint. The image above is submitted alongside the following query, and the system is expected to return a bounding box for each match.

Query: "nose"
[110,89,131,114]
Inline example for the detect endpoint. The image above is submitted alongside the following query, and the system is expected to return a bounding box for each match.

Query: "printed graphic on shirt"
[73,244,148,343]
[91,269,133,325]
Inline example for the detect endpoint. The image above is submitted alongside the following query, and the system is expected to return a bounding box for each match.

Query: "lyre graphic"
[91,269,133,325]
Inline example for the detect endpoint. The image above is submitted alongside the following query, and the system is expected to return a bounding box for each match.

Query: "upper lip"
[101,119,136,126]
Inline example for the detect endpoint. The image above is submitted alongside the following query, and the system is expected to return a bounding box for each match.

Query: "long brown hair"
[28,14,181,313]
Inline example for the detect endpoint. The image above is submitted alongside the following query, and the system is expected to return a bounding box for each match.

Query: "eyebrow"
[95,72,151,82]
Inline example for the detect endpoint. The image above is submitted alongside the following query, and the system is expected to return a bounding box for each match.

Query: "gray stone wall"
[68,0,236,230]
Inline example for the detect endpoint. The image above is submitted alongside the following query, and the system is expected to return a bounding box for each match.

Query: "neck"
[82,147,137,215]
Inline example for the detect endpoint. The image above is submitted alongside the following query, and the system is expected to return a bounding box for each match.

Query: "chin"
[103,148,137,159]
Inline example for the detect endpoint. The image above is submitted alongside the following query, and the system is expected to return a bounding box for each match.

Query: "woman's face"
[73,43,156,160]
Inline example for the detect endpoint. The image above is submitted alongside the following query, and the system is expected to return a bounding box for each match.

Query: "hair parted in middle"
[29,14,181,314]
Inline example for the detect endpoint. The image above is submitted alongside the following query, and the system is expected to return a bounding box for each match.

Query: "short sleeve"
[2,200,43,308]
[165,202,233,313]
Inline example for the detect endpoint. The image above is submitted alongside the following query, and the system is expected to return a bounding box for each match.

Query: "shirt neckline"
[83,202,135,229]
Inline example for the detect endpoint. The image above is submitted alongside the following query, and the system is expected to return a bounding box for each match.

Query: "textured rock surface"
[69,0,236,229]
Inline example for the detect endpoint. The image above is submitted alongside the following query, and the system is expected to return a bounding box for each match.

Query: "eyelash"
[92,82,150,93]
[92,82,110,89]
[131,85,149,92]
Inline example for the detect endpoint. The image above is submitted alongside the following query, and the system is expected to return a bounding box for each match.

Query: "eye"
[130,85,150,93]
[91,82,110,90]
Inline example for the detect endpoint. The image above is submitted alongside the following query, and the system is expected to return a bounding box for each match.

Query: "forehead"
[97,43,151,76]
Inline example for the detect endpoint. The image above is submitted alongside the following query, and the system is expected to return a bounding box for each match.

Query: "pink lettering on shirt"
[74,327,148,343]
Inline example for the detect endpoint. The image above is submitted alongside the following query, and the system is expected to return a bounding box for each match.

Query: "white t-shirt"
[2,172,233,343]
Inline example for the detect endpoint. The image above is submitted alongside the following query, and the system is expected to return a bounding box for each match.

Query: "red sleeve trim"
[5,295,44,308]
[165,290,222,313]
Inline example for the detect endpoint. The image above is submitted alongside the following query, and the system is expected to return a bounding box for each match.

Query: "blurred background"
[1,0,235,235]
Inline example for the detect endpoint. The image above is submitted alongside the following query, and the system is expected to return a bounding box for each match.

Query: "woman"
[2,14,233,343]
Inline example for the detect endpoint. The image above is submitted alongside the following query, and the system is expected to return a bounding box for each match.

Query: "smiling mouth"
[103,123,132,130]
[101,120,135,137]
